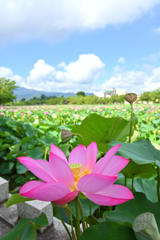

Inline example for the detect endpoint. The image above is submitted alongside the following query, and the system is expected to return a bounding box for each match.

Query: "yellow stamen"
[69,163,91,191]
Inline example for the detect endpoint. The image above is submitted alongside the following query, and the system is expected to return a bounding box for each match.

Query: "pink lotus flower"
[148,110,152,113]
[17,143,134,206]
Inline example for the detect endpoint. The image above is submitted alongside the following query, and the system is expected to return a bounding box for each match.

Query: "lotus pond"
[1,103,160,240]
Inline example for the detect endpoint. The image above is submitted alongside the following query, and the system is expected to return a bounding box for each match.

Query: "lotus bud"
[125,93,137,104]
[133,212,160,240]
[61,129,74,143]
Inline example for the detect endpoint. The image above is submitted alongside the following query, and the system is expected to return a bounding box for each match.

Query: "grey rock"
[37,217,72,240]
[0,201,18,227]
[0,221,11,238]
[0,177,9,203]
[17,200,53,233]
[0,200,18,238]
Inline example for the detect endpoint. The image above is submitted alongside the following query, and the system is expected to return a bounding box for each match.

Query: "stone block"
[17,200,53,233]
[0,201,18,227]
[0,200,19,238]
[0,222,11,238]
[0,177,9,203]
[37,217,72,240]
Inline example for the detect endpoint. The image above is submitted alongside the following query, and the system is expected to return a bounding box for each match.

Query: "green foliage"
[11,92,127,105]
[134,178,158,202]
[139,88,160,103]
[72,113,138,152]
[0,78,18,104]
[80,221,136,240]
[40,94,46,100]
[6,194,33,208]
[139,91,153,102]
[71,198,99,219]
[77,91,86,97]
[109,138,160,165]
[1,213,48,240]
[105,192,160,228]
[121,159,156,179]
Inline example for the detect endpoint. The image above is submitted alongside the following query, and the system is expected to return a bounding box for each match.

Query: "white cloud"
[2,55,160,94]
[118,57,126,63]
[154,27,160,34]
[57,62,66,68]
[11,54,105,92]
[142,64,155,72]
[150,67,160,83]
[0,0,159,43]
[100,71,149,93]
[99,68,160,94]
[0,66,13,78]
[114,66,122,72]
[143,51,160,62]
[28,60,55,84]
[63,54,105,83]
[12,75,27,87]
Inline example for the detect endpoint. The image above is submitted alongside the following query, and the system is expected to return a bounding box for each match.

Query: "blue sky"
[0,0,160,94]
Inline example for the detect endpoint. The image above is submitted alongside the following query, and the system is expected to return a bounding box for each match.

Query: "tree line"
[1,78,160,105]
[12,94,125,106]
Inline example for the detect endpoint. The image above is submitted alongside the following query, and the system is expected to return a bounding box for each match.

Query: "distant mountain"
[14,87,93,100]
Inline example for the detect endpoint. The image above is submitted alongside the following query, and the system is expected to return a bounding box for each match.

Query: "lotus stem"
[69,202,75,240]
[109,206,112,211]
[157,166,160,202]
[78,198,86,232]
[25,171,29,182]
[129,103,133,143]
[44,148,47,160]
[53,206,72,240]
[75,133,84,145]
[74,196,81,240]
[132,175,134,192]
[98,206,101,218]
[89,200,92,216]
[124,176,127,186]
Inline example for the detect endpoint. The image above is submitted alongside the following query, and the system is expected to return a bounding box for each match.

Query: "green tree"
[140,92,152,102]
[152,88,160,102]
[0,78,18,104]
[40,94,46,100]
[77,96,85,104]
[77,91,86,97]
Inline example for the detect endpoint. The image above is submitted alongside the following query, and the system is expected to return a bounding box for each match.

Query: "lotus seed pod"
[133,212,160,240]
[125,93,137,104]
[61,129,74,143]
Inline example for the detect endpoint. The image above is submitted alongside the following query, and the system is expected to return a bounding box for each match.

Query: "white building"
[116,89,127,95]
[104,88,116,98]
[93,91,105,98]
[94,88,127,98]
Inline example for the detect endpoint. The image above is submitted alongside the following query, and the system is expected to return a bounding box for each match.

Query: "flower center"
[69,163,91,191]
